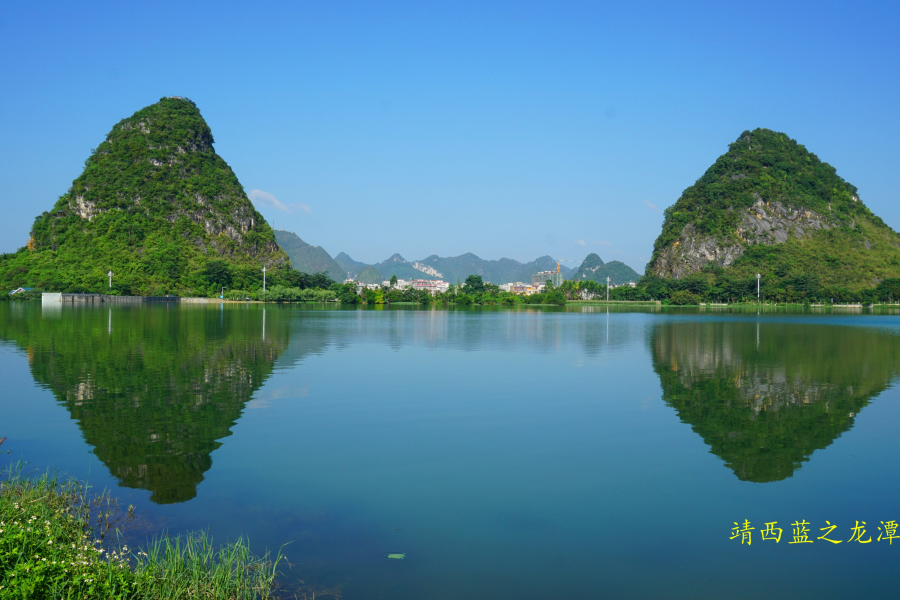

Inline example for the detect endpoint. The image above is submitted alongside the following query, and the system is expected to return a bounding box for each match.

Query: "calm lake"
[2,302,900,599]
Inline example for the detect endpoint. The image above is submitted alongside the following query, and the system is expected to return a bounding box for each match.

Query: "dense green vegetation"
[1,465,282,598]
[651,320,900,482]
[646,128,900,296]
[0,98,290,296]
[559,273,900,304]
[569,253,641,286]
[338,274,567,306]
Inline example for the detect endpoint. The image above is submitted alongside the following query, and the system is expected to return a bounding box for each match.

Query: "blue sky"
[2,1,899,273]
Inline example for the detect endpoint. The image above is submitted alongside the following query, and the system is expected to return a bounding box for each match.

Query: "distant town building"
[409,279,449,294]
[532,270,564,287]
[501,282,540,295]
[383,279,411,289]
[376,279,450,295]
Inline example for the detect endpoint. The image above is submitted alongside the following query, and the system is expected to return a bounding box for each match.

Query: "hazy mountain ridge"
[273,230,345,281]
[370,252,573,284]
[282,234,578,284]
[334,252,369,278]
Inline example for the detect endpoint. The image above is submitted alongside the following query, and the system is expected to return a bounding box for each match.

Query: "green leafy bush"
[668,290,701,305]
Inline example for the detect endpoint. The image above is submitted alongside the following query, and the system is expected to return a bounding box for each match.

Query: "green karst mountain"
[274,229,345,282]
[354,265,383,284]
[647,128,900,292]
[570,253,641,286]
[0,305,297,504]
[0,97,288,295]
[651,320,900,482]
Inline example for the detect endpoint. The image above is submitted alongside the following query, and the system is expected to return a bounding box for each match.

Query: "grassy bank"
[0,465,282,599]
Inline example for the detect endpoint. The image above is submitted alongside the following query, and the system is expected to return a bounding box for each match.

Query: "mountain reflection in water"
[651,319,900,482]
[0,305,304,503]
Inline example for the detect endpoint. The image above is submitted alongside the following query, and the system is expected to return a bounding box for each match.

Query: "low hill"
[273,230,345,281]
[512,256,574,284]
[0,97,288,295]
[334,252,369,278]
[355,265,383,284]
[646,128,900,293]
[571,253,641,286]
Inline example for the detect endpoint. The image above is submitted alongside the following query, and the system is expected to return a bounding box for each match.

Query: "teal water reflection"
[652,319,900,482]
[2,303,900,599]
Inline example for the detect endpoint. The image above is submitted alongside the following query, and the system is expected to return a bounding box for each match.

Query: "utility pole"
[756,273,761,301]
[606,276,610,302]
[108,270,113,288]
[262,266,267,292]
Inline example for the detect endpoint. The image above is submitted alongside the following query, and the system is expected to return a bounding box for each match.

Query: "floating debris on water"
[383,553,406,560]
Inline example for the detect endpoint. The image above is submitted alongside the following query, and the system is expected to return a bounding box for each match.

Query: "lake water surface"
[2,302,900,599]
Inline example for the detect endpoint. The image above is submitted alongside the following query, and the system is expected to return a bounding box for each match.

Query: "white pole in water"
[263,266,267,292]
[757,273,761,301]
[606,276,610,302]
[108,270,113,288]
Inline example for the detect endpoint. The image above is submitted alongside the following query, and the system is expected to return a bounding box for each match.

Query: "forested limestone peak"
[580,253,605,267]
[570,253,640,286]
[2,97,289,295]
[646,128,900,287]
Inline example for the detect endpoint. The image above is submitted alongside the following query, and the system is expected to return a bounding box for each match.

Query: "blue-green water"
[2,302,900,599]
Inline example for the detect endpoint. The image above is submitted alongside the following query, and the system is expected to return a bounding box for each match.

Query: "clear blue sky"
[2,1,899,273]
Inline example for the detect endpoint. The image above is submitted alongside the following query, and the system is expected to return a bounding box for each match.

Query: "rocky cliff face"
[652,198,833,278]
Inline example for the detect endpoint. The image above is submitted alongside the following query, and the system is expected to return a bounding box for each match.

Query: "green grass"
[0,464,283,599]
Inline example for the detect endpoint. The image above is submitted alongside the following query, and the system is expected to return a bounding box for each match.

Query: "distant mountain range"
[273,230,345,282]
[276,229,642,285]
